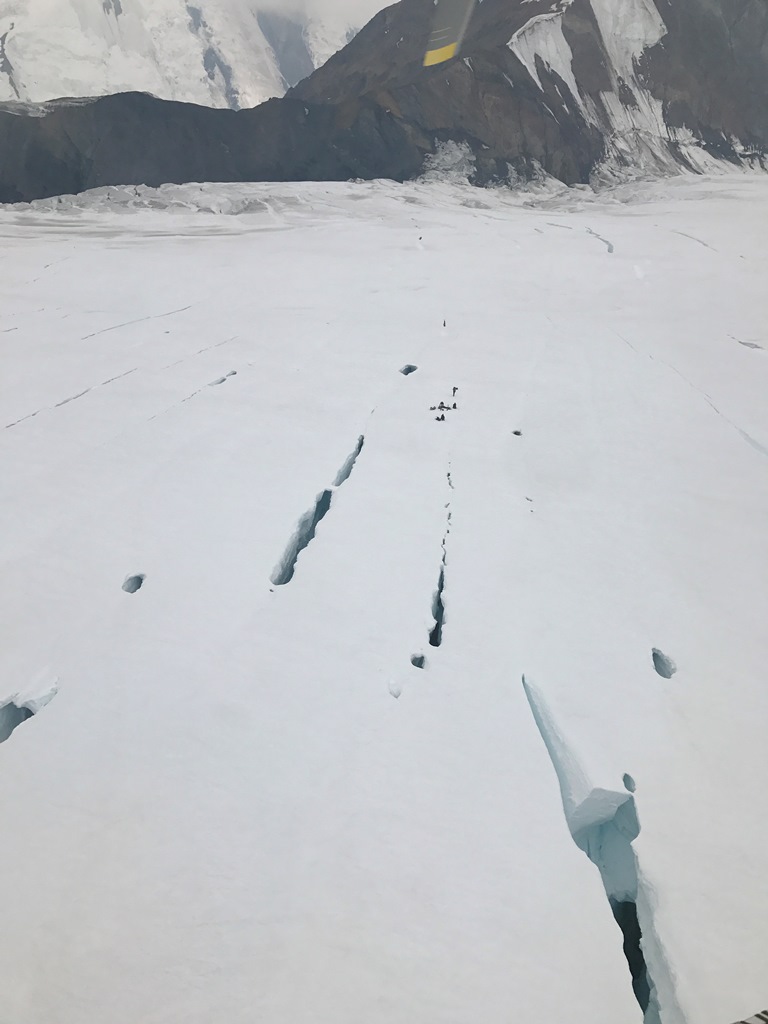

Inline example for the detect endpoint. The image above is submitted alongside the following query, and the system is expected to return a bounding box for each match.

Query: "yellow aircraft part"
[423,0,476,67]
[423,42,459,67]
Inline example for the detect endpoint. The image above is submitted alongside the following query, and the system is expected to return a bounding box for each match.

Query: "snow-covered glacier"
[0,0,381,108]
[0,173,766,1024]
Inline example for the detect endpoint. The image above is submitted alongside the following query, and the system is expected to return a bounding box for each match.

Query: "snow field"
[0,174,766,1024]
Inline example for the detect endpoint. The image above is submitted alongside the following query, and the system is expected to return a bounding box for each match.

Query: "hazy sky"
[261,0,391,22]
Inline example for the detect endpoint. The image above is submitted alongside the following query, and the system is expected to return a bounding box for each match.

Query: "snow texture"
[1,172,767,1024]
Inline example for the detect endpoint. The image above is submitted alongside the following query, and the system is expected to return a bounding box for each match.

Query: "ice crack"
[522,676,681,1023]
[586,226,615,253]
[271,436,365,586]
[0,678,58,745]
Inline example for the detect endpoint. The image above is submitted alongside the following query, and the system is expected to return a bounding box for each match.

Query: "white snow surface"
[1,172,767,1024]
[0,0,374,108]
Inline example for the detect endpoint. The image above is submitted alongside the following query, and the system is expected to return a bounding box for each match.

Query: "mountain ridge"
[0,0,362,110]
[1,0,766,204]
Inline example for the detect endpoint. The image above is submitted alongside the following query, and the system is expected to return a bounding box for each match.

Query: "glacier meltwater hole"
[651,648,677,679]
[122,574,146,594]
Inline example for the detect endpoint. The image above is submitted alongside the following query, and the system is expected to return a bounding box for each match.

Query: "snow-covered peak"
[0,0,372,109]
[303,13,357,70]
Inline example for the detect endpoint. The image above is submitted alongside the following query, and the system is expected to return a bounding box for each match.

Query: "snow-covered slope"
[0,0,374,108]
[1,174,767,1024]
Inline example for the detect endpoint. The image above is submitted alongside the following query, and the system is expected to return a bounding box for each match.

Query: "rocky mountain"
[291,0,768,182]
[0,0,361,109]
[1,0,766,203]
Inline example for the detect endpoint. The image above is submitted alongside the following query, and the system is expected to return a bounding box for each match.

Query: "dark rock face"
[645,0,768,148]
[1,0,766,204]
[0,92,424,204]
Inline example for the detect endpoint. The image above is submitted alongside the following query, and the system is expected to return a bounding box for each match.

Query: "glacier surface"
[0,173,766,1024]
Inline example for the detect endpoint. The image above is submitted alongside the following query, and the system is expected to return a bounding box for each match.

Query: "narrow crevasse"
[428,470,453,650]
[271,436,365,587]
[271,489,333,586]
[332,435,365,487]
[0,680,58,745]
[411,469,453,667]
[0,702,34,744]
[428,561,446,648]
